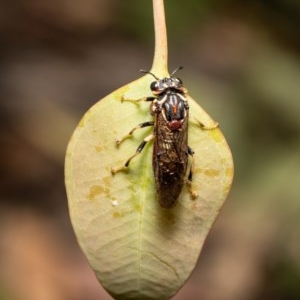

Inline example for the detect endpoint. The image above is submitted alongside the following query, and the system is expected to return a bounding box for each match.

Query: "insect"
[111,67,217,208]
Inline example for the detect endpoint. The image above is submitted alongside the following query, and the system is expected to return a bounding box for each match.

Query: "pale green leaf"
[65,73,233,300]
[65,0,233,299]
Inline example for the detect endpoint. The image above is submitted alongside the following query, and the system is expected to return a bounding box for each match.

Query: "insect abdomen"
[153,110,189,208]
[156,161,186,208]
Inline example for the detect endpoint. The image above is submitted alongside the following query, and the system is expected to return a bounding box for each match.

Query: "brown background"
[0,0,300,299]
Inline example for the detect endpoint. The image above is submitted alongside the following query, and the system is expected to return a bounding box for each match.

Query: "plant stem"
[151,0,169,76]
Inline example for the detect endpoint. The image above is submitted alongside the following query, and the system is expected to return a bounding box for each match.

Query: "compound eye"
[175,77,183,85]
[150,81,159,91]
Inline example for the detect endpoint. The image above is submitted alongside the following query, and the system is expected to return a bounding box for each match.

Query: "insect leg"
[186,120,218,200]
[111,134,154,175]
[121,96,155,104]
[115,121,154,145]
[187,146,198,199]
[187,146,195,181]
[196,119,219,130]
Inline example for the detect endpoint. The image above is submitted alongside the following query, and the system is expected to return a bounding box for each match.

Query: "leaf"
[65,73,233,300]
[65,0,233,299]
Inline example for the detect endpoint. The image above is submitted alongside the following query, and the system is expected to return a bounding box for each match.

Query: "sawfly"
[111,67,217,208]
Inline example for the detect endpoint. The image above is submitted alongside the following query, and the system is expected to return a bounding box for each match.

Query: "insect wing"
[153,108,189,208]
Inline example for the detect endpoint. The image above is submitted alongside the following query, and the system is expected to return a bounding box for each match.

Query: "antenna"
[170,66,183,77]
[140,69,160,80]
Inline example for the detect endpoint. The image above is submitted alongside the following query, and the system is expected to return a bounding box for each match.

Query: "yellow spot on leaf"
[95,145,102,152]
[204,169,220,177]
[226,167,234,178]
[209,130,223,143]
[113,211,121,218]
[87,185,104,201]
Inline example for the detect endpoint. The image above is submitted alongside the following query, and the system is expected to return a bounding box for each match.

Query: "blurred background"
[0,0,300,299]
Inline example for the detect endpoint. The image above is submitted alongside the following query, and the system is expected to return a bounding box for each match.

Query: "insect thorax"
[152,90,188,131]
